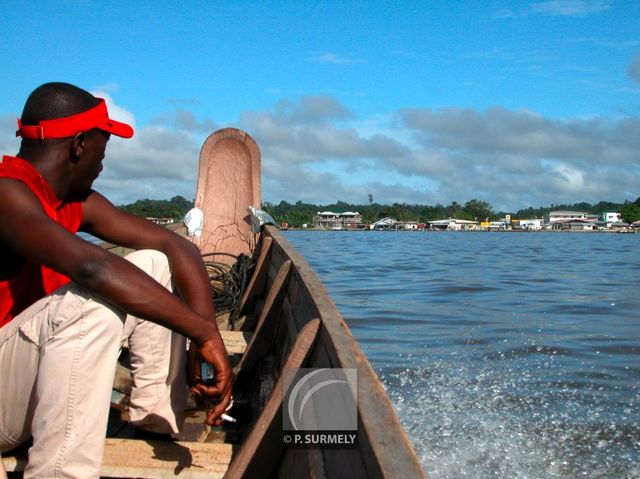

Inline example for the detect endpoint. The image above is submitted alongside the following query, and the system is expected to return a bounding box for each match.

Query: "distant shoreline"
[282,228,637,234]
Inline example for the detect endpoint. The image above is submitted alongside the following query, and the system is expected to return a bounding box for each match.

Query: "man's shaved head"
[21,82,99,126]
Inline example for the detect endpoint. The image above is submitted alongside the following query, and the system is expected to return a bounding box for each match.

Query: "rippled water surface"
[283,231,640,479]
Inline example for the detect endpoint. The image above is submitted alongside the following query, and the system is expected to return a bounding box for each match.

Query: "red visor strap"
[16,99,110,139]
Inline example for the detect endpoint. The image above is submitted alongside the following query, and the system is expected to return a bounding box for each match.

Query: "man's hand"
[81,191,234,426]
[189,333,234,426]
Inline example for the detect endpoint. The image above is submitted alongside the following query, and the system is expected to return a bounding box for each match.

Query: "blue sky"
[1,0,639,212]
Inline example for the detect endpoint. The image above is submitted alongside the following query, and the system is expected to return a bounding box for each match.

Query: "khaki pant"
[0,250,187,478]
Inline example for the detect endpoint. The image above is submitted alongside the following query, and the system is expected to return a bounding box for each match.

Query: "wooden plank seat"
[220,330,253,355]
[7,327,252,476]
[2,439,235,478]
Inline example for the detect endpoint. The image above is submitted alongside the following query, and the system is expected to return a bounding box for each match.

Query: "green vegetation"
[261,198,639,228]
[263,199,497,227]
[119,195,193,219]
[620,198,640,224]
[512,200,624,221]
[117,196,639,229]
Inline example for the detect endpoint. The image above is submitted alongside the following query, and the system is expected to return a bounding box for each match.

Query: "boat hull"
[231,224,425,478]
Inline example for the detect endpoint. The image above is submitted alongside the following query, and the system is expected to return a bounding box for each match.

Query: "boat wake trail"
[380,357,640,479]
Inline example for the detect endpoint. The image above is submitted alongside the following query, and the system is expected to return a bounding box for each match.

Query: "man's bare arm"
[81,191,216,323]
[81,191,234,421]
[0,181,232,422]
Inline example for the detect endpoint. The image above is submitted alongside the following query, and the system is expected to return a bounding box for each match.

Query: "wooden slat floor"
[2,332,251,478]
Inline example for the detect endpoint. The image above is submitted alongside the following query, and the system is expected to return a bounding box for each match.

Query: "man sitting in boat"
[0,82,232,478]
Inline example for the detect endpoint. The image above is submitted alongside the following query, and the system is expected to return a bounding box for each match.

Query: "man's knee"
[124,249,169,270]
[124,250,171,288]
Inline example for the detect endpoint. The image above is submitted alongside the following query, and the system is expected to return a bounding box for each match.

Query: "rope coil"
[201,252,255,325]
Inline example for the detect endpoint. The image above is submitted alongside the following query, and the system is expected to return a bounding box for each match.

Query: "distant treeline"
[118,196,640,227]
[119,195,193,219]
[262,198,640,228]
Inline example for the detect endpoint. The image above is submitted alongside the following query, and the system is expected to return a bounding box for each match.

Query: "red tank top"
[0,156,83,328]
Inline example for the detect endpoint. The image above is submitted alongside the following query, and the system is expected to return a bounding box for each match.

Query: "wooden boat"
[2,129,425,478]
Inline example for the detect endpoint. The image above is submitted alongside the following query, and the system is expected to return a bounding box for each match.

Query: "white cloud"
[549,162,587,192]
[0,115,20,155]
[393,106,639,209]
[272,96,353,125]
[1,94,203,206]
[531,0,611,17]
[91,90,137,132]
[3,92,638,212]
[151,109,217,133]
[497,0,611,18]
[95,124,200,205]
[398,107,637,164]
[242,97,639,211]
[78,94,202,204]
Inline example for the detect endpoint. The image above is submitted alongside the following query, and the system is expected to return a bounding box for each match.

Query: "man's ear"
[70,133,85,163]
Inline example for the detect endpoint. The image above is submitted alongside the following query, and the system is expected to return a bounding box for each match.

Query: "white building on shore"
[370,217,397,230]
[313,211,362,229]
[428,218,479,230]
[514,219,543,230]
[601,212,622,228]
[544,211,588,224]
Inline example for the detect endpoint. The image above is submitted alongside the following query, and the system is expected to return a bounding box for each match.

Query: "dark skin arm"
[0,180,232,425]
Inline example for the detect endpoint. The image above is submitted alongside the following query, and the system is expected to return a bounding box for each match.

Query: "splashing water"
[381,350,639,478]
[285,231,640,478]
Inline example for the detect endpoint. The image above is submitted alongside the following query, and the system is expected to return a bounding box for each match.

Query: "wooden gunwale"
[258,225,426,479]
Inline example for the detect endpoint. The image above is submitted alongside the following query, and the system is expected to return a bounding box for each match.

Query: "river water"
[283,230,640,479]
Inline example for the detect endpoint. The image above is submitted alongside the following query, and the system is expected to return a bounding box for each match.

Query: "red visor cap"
[16,98,134,140]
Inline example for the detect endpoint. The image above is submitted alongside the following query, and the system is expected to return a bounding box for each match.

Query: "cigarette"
[221,413,237,423]
[220,398,236,423]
